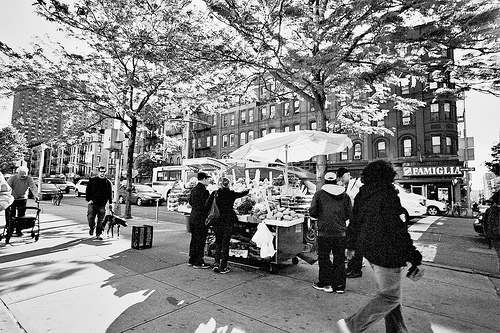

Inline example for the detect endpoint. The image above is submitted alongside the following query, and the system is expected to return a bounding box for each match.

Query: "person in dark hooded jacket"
[309,171,352,294]
[206,177,249,274]
[337,160,422,333]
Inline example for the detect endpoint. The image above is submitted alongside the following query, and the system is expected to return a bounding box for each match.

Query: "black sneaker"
[219,267,230,274]
[96,235,103,240]
[187,263,194,267]
[89,228,94,236]
[335,286,346,294]
[213,266,220,273]
[193,263,210,269]
[15,232,23,237]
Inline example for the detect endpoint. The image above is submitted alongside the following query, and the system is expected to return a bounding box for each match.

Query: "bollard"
[155,199,159,223]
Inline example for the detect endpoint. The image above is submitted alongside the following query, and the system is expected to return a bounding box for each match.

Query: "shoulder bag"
[205,191,219,226]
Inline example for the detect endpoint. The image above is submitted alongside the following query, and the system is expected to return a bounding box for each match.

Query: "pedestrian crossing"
[409,216,441,262]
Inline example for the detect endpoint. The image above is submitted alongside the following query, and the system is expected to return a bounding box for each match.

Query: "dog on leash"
[104,213,128,238]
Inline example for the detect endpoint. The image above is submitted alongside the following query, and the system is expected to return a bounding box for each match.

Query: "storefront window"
[284,125,290,132]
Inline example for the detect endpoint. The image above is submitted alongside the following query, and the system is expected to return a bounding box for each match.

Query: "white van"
[347,179,427,221]
[394,184,448,216]
[150,158,228,200]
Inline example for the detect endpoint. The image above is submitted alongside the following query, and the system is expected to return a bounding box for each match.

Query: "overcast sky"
[0,0,498,190]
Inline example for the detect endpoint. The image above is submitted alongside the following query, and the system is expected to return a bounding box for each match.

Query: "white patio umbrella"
[229,130,352,186]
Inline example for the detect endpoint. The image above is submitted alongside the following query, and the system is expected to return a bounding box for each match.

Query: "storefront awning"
[396,178,453,184]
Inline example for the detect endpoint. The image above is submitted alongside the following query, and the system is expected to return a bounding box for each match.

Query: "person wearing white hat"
[309,171,352,294]
[6,166,38,236]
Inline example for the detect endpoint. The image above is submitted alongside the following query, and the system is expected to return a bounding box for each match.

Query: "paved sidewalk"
[0,212,499,333]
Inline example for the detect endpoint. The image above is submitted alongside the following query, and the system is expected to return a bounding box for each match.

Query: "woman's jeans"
[345,263,408,333]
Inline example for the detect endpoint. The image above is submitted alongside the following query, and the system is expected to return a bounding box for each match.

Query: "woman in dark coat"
[206,177,249,274]
[338,160,422,333]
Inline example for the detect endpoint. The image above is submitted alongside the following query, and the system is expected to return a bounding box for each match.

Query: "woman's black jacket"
[346,182,417,268]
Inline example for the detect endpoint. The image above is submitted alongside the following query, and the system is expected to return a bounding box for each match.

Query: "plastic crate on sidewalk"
[131,225,153,249]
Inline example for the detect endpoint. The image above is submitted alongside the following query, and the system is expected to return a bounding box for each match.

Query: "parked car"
[66,181,76,192]
[75,179,89,197]
[28,183,60,200]
[43,178,69,193]
[117,183,164,206]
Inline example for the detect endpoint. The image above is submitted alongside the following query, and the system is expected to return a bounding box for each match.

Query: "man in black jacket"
[187,172,212,268]
[337,160,422,333]
[309,171,352,294]
[86,166,113,240]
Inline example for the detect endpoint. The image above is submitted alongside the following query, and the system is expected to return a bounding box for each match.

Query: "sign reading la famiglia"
[403,165,463,177]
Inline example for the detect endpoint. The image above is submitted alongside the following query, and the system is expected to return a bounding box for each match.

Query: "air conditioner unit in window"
[354,155,361,160]
[402,118,411,125]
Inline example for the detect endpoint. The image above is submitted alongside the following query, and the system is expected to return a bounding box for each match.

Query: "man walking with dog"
[86,166,113,240]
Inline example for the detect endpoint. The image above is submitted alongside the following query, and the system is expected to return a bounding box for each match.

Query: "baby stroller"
[1,201,41,245]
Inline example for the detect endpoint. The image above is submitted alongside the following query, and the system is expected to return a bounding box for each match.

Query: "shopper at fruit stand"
[309,171,352,294]
[206,177,249,274]
[337,160,422,333]
[187,172,212,269]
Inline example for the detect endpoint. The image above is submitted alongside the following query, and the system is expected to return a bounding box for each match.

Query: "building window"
[294,100,300,113]
[284,125,290,132]
[377,118,385,127]
[432,136,441,154]
[376,141,386,158]
[429,81,438,89]
[443,103,451,120]
[261,129,267,137]
[430,103,439,121]
[248,109,254,123]
[445,136,452,154]
[294,124,300,131]
[310,106,315,113]
[240,132,246,146]
[212,135,217,146]
[223,115,228,127]
[270,105,276,119]
[207,136,211,147]
[402,110,411,125]
[197,138,202,148]
[230,114,235,126]
[222,134,228,147]
[284,102,290,116]
[310,121,316,130]
[353,143,362,160]
[403,138,412,157]
[241,110,246,124]
[248,131,254,142]
[229,134,235,146]
[270,127,276,133]
[260,106,267,120]
[400,77,410,94]
[340,147,348,160]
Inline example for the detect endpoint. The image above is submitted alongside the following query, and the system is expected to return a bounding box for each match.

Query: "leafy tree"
[0,0,244,217]
[0,125,28,172]
[199,0,500,183]
[485,143,500,176]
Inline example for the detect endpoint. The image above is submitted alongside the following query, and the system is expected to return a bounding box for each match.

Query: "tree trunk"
[124,117,138,219]
[313,91,328,190]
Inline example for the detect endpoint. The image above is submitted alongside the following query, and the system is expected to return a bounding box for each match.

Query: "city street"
[0,198,499,333]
